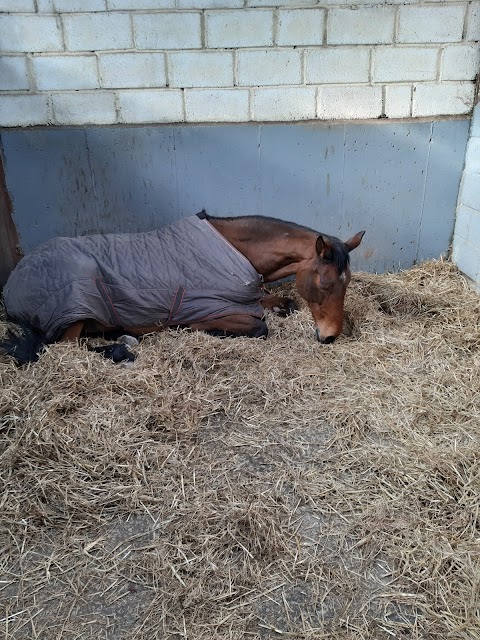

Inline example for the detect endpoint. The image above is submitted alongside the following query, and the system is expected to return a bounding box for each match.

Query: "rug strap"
[166,286,186,326]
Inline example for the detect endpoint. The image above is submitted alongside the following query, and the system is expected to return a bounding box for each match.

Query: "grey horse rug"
[3,214,265,341]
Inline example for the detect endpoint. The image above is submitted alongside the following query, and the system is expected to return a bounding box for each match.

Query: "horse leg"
[189,314,268,338]
[260,294,297,317]
[91,324,164,363]
[60,321,135,364]
[59,320,85,342]
[89,323,170,363]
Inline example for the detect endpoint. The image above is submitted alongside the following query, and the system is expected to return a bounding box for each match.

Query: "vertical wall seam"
[172,128,181,217]
[369,47,374,85]
[200,10,206,49]
[437,47,443,82]
[47,94,54,124]
[58,13,66,51]
[451,164,466,253]
[272,9,278,46]
[339,124,346,232]
[84,129,100,224]
[393,6,399,44]
[164,51,170,88]
[113,91,120,123]
[130,12,136,50]
[95,53,102,89]
[26,54,36,92]
[181,87,186,122]
[415,121,434,263]
[257,124,263,215]
[474,66,480,105]
[462,1,468,40]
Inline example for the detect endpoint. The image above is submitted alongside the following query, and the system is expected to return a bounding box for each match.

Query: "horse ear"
[316,235,334,260]
[344,230,365,253]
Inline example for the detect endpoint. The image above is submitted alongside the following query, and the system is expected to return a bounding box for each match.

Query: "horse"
[0,211,364,364]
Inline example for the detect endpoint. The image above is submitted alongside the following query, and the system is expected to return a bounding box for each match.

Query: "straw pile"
[1,260,479,640]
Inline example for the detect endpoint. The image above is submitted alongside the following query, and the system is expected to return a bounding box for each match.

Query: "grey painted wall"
[1,119,469,274]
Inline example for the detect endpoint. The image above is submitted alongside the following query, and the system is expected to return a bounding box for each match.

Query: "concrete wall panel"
[1,119,469,274]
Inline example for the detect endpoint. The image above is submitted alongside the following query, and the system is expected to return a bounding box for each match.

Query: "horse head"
[296,231,365,343]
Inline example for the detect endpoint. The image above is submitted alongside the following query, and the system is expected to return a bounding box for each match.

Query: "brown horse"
[1,213,364,364]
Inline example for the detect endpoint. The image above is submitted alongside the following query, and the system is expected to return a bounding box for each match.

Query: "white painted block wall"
[0,0,479,126]
[453,103,480,289]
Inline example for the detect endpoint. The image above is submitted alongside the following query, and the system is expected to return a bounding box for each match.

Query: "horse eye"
[319,278,334,289]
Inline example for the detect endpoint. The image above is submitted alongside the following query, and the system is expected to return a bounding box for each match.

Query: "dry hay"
[1,260,479,640]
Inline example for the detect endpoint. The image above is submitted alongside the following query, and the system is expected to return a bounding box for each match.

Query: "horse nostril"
[315,329,336,344]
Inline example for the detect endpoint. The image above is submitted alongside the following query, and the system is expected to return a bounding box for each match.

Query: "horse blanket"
[3,214,265,341]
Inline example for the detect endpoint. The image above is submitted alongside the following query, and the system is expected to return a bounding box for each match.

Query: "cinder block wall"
[453,103,480,288]
[0,0,479,126]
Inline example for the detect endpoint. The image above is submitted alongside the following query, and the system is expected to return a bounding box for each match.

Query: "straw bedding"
[1,260,479,639]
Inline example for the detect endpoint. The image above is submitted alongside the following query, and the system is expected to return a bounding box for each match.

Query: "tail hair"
[0,321,48,365]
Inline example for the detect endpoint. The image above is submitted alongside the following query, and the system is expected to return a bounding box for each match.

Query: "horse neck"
[209,217,317,282]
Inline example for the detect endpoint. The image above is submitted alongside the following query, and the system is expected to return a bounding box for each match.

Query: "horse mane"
[201,212,350,274]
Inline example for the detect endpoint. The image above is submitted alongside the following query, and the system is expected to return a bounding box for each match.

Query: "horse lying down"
[0,212,364,364]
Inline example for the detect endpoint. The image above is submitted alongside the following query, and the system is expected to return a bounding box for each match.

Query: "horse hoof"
[275,298,298,317]
[284,298,298,316]
[117,334,140,347]
[90,344,136,363]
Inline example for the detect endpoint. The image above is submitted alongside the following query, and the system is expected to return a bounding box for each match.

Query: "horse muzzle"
[315,329,336,344]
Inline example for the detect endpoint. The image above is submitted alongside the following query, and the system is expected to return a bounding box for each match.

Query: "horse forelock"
[323,236,350,274]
